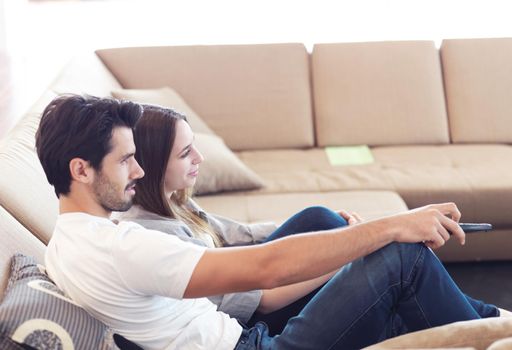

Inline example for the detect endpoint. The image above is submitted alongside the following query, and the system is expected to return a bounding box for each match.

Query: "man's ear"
[69,158,94,184]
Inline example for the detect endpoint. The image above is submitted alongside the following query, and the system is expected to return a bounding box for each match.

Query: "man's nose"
[132,160,145,179]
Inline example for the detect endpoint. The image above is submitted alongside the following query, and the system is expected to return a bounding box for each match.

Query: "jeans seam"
[326,281,402,350]
[404,244,426,283]
[406,247,432,328]
[410,284,432,328]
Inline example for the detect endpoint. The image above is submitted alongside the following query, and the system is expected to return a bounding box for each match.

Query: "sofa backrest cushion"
[96,44,314,151]
[441,38,512,143]
[312,41,449,146]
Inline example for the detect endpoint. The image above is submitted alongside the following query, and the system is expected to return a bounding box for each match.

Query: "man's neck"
[59,195,111,218]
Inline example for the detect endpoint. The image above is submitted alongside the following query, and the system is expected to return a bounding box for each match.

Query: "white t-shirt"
[45,213,243,350]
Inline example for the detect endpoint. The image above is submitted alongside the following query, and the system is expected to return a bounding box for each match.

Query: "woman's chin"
[183,180,197,190]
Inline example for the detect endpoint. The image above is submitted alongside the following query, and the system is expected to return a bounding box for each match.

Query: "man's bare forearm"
[258,219,394,289]
[185,218,394,298]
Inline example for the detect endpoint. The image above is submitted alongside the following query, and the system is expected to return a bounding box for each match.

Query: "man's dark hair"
[35,94,143,198]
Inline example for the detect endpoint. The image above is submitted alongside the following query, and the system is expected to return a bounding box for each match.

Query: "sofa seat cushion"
[236,145,512,225]
[195,189,512,262]
[194,190,407,225]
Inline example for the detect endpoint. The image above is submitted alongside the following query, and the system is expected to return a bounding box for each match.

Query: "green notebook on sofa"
[325,145,374,166]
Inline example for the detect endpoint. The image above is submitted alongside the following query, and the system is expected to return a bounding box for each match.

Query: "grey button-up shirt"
[114,200,277,322]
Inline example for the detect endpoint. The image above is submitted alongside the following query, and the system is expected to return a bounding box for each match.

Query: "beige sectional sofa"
[2,38,512,348]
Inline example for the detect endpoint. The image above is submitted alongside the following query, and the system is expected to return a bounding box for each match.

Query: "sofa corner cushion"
[363,317,512,349]
[111,87,264,195]
[0,254,120,349]
[488,337,512,350]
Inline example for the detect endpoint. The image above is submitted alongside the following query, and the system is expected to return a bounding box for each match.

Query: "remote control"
[458,223,493,233]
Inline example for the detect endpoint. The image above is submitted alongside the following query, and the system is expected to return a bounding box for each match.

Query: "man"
[36,94,499,350]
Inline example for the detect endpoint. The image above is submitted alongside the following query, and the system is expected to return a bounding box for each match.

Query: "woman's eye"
[181,150,191,158]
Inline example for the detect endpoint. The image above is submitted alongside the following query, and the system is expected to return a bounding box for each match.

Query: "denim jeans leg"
[265,242,484,350]
[264,206,496,320]
[461,294,499,318]
[264,206,348,242]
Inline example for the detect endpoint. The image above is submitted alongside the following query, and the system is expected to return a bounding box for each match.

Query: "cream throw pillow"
[111,88,264,195]
[111,87,214,135]
[193,133,264,195]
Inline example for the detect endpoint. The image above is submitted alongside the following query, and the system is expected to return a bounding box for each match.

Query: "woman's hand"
[337,209,364,225]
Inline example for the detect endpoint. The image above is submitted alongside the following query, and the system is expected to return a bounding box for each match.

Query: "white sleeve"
[111,222,206,299]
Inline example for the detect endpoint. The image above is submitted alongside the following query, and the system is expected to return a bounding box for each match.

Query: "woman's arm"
[190,199,277,245]
[257,270,337,314]
[204,212,277,244]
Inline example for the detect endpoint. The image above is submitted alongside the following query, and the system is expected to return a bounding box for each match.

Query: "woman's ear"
[69,158,94,184]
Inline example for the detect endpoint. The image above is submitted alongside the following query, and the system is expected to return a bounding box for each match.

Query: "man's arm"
[184,203,465,298]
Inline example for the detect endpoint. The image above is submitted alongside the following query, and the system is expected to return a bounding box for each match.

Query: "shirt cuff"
[210,289,263,323]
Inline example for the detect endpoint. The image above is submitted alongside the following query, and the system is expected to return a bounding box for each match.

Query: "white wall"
[4,0,512,58]
[0,0,6,51]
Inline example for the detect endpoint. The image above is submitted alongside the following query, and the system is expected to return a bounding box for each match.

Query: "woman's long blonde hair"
[132,104,225,247]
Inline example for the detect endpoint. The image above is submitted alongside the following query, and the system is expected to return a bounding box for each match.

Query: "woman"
[116,104,499,335]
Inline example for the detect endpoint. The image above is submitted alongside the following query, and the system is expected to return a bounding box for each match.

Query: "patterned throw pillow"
[0,254,121,350]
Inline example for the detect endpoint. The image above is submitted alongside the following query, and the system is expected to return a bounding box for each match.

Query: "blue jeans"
[239,206,498,349]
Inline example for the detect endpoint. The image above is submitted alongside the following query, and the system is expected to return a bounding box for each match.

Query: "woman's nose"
[193,147,204,164]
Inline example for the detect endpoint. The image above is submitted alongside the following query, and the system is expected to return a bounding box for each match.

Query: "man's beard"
[92,171,135,212]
